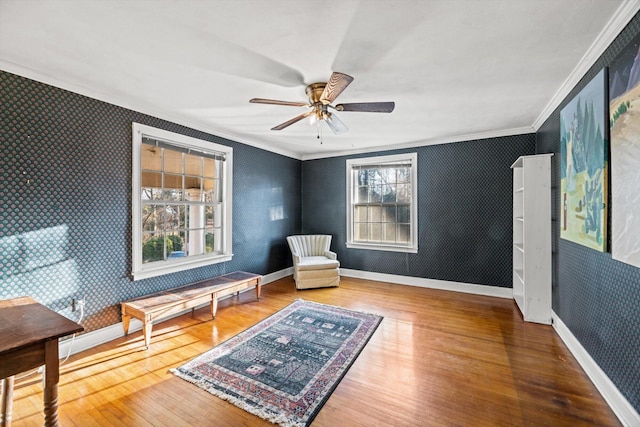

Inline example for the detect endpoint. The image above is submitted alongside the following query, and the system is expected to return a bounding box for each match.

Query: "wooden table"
[121,271,262,349]
[0,296,83,427]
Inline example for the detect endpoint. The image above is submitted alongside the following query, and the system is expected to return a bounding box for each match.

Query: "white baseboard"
[59,269,293,357]
[340,268,513,299]
[551,311,639,427]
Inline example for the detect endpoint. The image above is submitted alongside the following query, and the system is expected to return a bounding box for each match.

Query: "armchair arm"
[324,251,337,260]
[292,254,301,265]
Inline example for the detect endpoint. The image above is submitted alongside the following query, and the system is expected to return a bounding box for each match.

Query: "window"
[346,153,417,253]
[132,123,233,280]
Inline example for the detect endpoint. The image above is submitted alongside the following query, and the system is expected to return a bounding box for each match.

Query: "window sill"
[132,254,233,280]
[346,242,418,253]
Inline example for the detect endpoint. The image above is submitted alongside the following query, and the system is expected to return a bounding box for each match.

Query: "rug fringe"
[171,368,305,427]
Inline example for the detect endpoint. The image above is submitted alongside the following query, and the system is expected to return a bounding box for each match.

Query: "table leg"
[43,339,60,427]
[1,376,14,427]
[255,279,262,300]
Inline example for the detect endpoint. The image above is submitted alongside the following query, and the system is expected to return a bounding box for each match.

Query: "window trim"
[132,123,233,280]
[346,152,418,253]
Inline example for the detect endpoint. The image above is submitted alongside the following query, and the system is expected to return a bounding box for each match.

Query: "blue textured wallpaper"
[536,13,640,413]
[0,71,301,333]
[302,134,536,288]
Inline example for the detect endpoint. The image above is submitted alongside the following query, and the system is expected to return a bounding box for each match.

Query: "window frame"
[131,123,233,280]
[346,152,418,253]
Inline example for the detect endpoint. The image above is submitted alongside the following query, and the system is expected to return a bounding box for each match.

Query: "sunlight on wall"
[270,187,284,221]
[0,225,80,316]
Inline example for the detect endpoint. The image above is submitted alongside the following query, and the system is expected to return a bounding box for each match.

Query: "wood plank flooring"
[7,276,621,426]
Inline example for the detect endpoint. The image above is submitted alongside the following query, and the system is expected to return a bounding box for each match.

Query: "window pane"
[382,206,396,222]
[368,169,380,185]
[163,188,183,202]
[397,205,410,223]
[141,171,162,189]
[213,204,222,228]
[186,187,204,202]
[189,205,205,229]
[142,204,162,232]
[165,205,182,230]
[141,144,162,171]
[166,232,185,258]
[205,228,215,253]
[397,224,411,243]
[204,182,221,203]
[383,223,396,243]
[185,153,201,176]
[164,173,182,191]
[142,232,165,263]
[368,206,381,222]
[184,176,201,191]
[203,158,217,178]
[355,223,368,241]
[164,149,183,174]
[382,184,395,203]
[356,186,368,203]
[356,169,367,186]
[141,186,162,201]
[396,184,410,203]
[369,223,382,242]
[205,206,214,227]
[189,229,205,256]
[355,206,368,222]
[382,167,396,183]
[397,167,411,183]
[370,185,382,202]
[202,178,215,194]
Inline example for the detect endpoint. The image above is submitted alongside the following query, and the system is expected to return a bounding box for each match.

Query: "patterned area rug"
[172,299,382,427]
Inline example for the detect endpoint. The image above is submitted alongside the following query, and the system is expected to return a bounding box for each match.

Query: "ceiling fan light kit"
[249,71,395,135]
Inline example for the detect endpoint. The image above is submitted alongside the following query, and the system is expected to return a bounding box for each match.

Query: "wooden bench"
[121,271,262,349]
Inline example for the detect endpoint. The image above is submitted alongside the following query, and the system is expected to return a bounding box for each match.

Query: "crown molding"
[0,60,303,160]
[532,0,640,130]
[301,126,535,161]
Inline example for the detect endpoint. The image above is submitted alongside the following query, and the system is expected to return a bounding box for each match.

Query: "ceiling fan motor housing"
[305,83,328,104]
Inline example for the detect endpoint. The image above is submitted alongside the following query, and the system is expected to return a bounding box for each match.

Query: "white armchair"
[286,235,340,290]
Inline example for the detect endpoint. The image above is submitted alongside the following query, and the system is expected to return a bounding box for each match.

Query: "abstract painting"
[609,34,640,268]
[560,68,607,251]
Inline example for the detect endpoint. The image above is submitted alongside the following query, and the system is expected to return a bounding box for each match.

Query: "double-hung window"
[346,153,417,253]
[132,123,233,280]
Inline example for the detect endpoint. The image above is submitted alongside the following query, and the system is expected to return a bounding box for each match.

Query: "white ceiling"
[1,0,638,159]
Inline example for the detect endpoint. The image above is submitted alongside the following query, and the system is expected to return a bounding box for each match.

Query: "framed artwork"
[609,33,640,268]
[560,68,608,251]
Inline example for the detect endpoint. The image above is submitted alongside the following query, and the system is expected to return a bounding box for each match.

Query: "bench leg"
[143,320,153,350]
[122,314,131,336]
[211,297,218,319]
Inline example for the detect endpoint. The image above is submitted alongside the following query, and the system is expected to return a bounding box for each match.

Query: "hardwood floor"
[8,276,620,426]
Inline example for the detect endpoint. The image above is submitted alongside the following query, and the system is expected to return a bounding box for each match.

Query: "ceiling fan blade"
[271,111,313,131]
[250,98,309,107]
[325,112,348,135]
[335,102,395,113]
[320,72,354,104]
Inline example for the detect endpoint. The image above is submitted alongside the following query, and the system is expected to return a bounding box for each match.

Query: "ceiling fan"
[249,72,395,135]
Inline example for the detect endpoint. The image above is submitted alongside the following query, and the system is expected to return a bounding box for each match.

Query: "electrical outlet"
[71,298,85,312]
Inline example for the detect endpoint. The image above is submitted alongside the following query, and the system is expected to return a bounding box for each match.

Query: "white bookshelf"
[510,154,553,324]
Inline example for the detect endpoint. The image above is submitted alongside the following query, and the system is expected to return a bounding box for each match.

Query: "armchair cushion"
[296,256,340,271]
